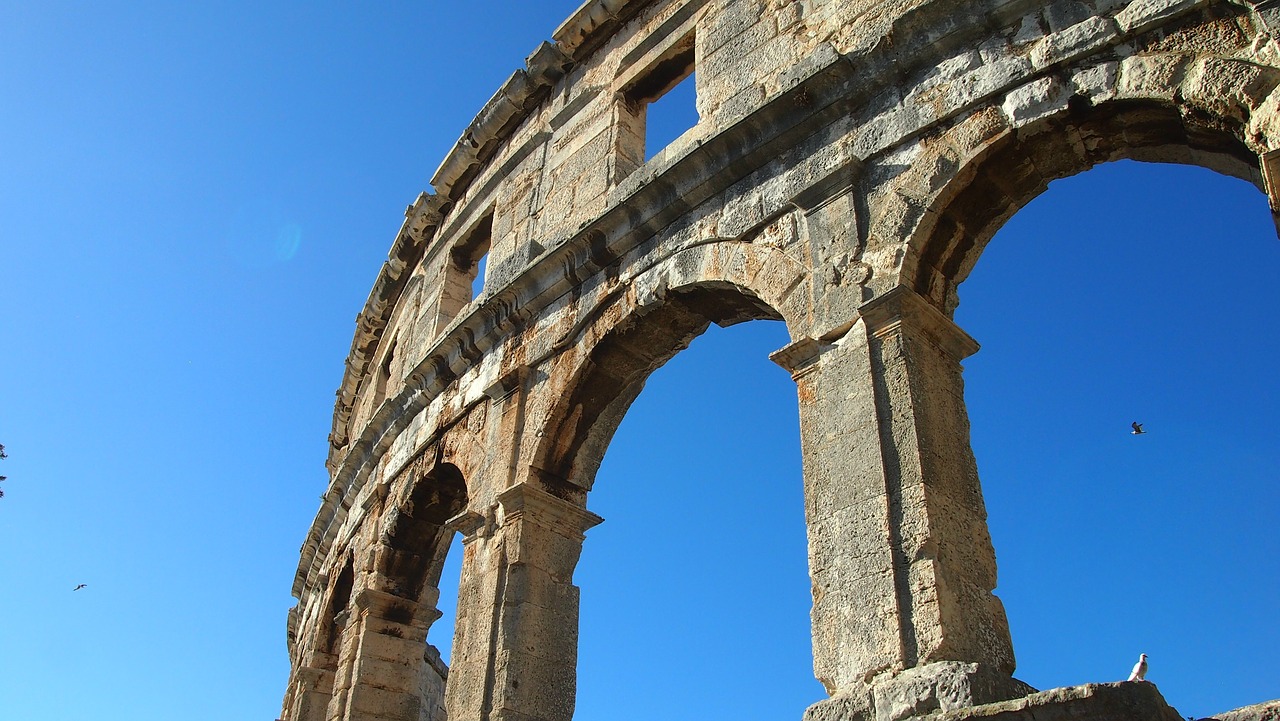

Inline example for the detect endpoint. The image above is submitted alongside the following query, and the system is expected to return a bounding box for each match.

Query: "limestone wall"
[283,2,1280,720]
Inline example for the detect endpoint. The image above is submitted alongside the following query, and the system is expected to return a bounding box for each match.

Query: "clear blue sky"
[1,3,1275,721]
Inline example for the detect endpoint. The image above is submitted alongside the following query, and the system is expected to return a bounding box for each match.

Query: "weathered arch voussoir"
[626,239,811,330]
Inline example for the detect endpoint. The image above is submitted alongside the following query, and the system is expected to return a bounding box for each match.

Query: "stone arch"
[891,55,1277,313]
[531,238,808,493]
[305,459,471,721]
[378,460,469,606]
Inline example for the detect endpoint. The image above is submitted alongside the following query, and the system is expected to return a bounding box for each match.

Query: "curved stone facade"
[281,2,1280,720]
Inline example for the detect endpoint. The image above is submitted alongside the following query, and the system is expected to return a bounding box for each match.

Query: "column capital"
[445,508,491,540]
[497,482,603,540]
[769,336,825,379]
[858,285,979,360]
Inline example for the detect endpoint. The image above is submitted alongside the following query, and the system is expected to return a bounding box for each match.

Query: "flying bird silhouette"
[1131,422,1145,435]
[72,584,86,591]
[1128,653,1148,681]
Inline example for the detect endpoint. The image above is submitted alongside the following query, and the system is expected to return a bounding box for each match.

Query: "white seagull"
[1128,653,1148,681]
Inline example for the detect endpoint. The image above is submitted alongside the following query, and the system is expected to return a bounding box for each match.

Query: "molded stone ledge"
[858,286,981,361]
[497,482,604,540]
[770,336,826,378]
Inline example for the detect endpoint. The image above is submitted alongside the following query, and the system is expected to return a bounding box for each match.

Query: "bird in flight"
[72,584,86,591]
[1128,653,1148,681]
[1131,422,1145,435]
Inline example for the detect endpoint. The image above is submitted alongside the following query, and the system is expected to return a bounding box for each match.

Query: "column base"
[804,662,1036,721]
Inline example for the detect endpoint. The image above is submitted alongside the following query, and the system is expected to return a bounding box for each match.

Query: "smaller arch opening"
[376,461,470,721]
[323,557,355,657]
[382,462,468,600]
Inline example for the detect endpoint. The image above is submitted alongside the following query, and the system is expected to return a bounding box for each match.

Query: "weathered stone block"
[937,681,1184,721]
[871,661,1036,721]
[1114,0,1209,36]
[347,683,423,720]
[1208,699,1280,721]
[1029,16,1120,70]
[1002,76,1071,128]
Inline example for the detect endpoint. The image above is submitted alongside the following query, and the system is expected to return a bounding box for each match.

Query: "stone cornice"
[353,587,437,628]
[429,0,660,201]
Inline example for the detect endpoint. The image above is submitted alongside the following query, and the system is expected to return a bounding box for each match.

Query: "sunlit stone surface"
[280,2,1280,720]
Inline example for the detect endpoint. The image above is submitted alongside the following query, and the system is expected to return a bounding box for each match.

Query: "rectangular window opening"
[451,211,493,302]
[623,40,697,162]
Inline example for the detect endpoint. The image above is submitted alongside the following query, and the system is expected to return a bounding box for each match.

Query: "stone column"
[444,482,601,721]
[284,665,337,721]
[441,509,498,721]
[326,586,440,721]
[774,286,1022,721]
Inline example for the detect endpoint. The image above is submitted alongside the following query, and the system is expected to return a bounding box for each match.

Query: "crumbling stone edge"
[806,678,1279,721]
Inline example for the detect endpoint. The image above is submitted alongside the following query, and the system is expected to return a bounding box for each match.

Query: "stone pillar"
[444,482,601,721]
[327,587,441,721]
[774,286,1023,721]
[284,665,337,721]
[1260,148,1280,240]
[441,510,498,721]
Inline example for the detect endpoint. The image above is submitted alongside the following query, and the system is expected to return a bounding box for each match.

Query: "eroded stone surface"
[933,682,1184,721]
[1206,699,1280,721]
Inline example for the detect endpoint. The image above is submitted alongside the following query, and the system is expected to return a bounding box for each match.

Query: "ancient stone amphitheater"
[279,1,1280,720]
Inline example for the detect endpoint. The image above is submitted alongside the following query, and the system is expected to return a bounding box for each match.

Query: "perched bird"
[1128,653,1148,681]
[72,584,86,591]
[1131,422,1146,435]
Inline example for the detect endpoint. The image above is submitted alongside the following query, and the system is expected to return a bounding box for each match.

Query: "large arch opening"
[572,319,824,720]
[916,100,1279,716]
[528,277,823,719]
[535,282,787,493]
[909,99,1261,315]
